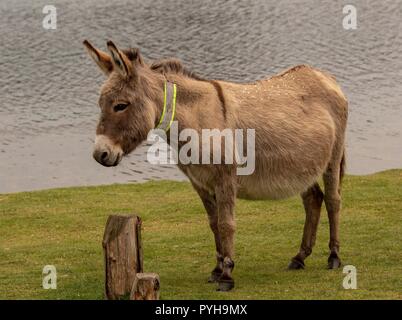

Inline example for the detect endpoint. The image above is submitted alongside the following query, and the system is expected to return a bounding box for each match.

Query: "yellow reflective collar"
[156,81,177,131]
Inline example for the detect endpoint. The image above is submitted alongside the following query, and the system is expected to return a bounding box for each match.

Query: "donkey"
[84,40,348,291]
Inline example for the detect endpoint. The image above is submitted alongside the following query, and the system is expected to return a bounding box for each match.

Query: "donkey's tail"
[339,149,346,185]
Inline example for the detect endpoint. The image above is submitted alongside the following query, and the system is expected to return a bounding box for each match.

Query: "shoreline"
[1,130,400,194]
[2,168,402,196]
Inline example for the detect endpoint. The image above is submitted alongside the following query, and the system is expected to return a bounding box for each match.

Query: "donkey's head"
[84,40,162,167]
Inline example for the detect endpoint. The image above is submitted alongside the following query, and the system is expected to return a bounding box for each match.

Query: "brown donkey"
[84,40,348,291]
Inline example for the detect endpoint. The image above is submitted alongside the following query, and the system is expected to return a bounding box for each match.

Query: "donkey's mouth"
[99,154,121,167]
[112,154,123,166]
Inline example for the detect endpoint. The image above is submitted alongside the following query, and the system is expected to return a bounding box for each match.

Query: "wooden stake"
[130,273,160,300]
[102,214,143,300]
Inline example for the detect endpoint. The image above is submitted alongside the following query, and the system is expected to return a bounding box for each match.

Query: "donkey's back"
[222,65,348,199]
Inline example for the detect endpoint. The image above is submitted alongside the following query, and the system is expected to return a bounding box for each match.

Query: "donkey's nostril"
[93,149,111,166]
[101,151,108,161]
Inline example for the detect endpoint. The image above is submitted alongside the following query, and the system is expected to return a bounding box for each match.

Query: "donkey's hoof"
[327,253,341,269]
[207,272,221,283]
[288,258,305,270]
[217,279,234,292]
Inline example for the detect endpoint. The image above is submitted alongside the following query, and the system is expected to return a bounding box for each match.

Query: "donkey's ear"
[83,40,113,76]
[106,40,133,77]
[124,48,144,66]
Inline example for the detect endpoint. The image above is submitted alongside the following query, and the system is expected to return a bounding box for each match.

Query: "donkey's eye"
[113,103,128,112]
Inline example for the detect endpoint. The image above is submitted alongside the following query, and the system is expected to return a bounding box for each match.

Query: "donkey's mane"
[150,58,206,81]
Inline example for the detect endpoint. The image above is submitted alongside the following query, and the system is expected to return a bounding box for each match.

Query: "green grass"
[1,170,402,299]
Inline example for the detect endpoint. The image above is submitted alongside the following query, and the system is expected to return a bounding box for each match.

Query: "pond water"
[0,0,401,193]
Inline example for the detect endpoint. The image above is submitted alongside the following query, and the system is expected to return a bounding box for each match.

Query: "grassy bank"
[1,170,401,299]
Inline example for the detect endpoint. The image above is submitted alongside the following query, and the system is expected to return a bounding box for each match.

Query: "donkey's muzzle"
[93,149,119,167]
[93,135,123,167]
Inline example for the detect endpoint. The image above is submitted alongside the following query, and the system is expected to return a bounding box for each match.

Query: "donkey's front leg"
[190,182,224,283]
[215,177,236,291]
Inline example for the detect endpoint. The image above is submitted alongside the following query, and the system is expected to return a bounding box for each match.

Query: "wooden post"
[102,214,143,300]
[130,273,160,300]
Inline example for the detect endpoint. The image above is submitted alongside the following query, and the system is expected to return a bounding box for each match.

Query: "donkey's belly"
[237,146,332,200]
[237,171,320,200]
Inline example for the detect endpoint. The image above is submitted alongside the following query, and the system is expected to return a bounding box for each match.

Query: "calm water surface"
[0,0,401,193]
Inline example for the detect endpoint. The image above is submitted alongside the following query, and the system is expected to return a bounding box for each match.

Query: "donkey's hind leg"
[323,153,344,269]
[288,183,324,269]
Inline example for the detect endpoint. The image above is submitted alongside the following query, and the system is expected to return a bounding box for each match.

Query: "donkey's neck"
[155,74,222,132]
